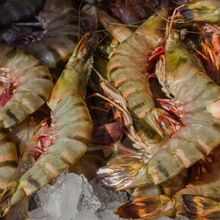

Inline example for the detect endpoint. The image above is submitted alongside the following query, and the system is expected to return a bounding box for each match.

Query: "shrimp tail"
[116,195,174,219]
[0,184,18,217]
[183,195,220,220]
[97,151,151,190]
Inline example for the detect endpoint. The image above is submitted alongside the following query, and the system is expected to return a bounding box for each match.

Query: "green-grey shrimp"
[0,33,95,216]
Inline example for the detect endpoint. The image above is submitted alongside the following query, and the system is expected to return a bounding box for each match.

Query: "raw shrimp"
[98,31,220,190]
[7,116,39,158]
[179,0,220,22]
[0,130,18,195]
[197,23,220,84]
[2,0,80,68]
[0,33,95,216]
[0,44,53,128]
[109,0,160,25]
[108,9,167,137]
[98,10,133,43]
[116,148,220,219]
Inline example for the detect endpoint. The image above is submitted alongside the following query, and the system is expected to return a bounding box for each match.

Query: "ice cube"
[89,178,129,211]
[29,173,84,220]
[97,210,127,220]
[78,176,101,211]
[28,207,55,220]
[88,178,129,220]
[28,173,189,220]
[73,210,100,220]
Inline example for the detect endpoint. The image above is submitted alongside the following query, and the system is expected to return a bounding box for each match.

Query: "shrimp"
[0,0,44,27]
[0,33,95,216]
[179,0,220,22]
[107,9,167,137]
[2,0,80,69]
[0,130,18,195]
[116,148,220,219]
[95,10,132,79]
[7,116,39,161]
[0,44,53,129]
[197,23,220,84]
[109,0,160,25]
[207,99,220,120]
[92,9,132,80]
[98,31,220,190]
[98,10,133,43]
[21,0,79,68]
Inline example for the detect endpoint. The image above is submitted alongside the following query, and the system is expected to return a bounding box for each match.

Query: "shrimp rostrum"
[0,44,53,128]
[0,33,95,216]
[98,31,220,191]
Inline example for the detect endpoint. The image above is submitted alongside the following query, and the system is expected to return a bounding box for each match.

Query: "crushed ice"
[28,173,189,220]
[28,173,128,220]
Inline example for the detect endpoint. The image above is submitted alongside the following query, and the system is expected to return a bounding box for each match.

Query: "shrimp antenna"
[167,4,186,37]
[91,67,152,151]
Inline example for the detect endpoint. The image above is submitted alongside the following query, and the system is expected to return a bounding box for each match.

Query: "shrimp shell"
[146,34,220,184]
[108,9,167,137]
[116,148,220,219]
[24,0,78,68]
[0,131,18,193]
[98,10,133,43]
[0,44,53,128]
[180,0,220,22]
[1,0,80,69]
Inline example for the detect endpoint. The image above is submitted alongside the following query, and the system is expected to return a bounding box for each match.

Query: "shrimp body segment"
[0,131,18,193]
[0,44,53,128]
[25,0,79,68]
[108,10,167,137]
[145,34,220,185]
[1,0,80,69]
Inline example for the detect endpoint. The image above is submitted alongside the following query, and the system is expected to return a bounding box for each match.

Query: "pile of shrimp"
[0,0,220,219]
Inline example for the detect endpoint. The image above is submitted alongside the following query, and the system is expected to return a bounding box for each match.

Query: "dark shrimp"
[0,0,44,27]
